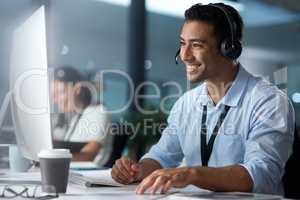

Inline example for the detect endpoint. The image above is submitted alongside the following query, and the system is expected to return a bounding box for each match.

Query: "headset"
[175,3,242,64]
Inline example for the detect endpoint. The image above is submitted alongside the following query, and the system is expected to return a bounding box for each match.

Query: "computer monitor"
[9,5,53,162]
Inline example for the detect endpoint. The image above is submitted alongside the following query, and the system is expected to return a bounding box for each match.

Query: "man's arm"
[189,165,253,192]
[112,97,185,184]
[136,164,253,194]
[111,126,183,185]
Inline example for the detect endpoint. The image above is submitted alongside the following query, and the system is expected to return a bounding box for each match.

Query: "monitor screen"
[9,6,53,161]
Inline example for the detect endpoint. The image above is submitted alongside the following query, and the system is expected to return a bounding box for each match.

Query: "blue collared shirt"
[142,66,295,195]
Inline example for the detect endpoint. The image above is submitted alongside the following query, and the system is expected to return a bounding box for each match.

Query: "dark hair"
[184,3,244,44]
[54,66,92,109]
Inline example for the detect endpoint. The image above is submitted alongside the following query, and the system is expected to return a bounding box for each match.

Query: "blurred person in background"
[51,66,112,165]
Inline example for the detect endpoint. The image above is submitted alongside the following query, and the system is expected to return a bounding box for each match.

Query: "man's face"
[180,20,224,83]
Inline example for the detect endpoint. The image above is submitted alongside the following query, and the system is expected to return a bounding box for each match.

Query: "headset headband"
[206,3,236,47]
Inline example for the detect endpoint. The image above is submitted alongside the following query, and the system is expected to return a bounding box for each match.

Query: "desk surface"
[63,184,177,200]
[44,185,293,200]
[32,184,285,200]
[7,183,288,200]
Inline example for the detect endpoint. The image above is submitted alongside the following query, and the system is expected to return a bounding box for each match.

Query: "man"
[111,3,294,195]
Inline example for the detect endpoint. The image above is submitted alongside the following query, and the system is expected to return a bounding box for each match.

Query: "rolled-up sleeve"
[241,92,294,194]
[142,100,184,168]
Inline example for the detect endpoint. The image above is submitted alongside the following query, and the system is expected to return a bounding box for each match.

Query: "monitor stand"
[0,91,36,171]
[0,91,12,132]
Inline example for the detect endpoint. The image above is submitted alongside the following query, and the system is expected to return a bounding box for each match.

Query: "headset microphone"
[175,49,180,65]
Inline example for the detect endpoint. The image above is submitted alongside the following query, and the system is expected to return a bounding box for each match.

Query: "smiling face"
[180,20,226,83]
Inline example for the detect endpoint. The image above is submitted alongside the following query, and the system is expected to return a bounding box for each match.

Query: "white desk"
[0,169,288,200]
[6,183,287,200]
[0,169,205,200]
[43,184,290,200]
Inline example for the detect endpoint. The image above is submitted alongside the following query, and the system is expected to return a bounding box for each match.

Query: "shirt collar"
[197,82,211,106]
[198,65,250,108]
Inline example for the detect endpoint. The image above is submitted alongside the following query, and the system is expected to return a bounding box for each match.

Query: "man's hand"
[136,167,192,195]
[111,156,143,184]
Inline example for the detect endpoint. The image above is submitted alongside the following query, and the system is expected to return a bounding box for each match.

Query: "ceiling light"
[146,0,244,18]
[93,0,244,17]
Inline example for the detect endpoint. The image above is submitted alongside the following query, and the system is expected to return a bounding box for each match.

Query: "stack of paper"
[70,161,103,170]
[69,169,124,187]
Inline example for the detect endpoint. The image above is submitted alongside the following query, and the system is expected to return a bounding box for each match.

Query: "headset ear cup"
[221,39,242,60]
[232,40,242,59]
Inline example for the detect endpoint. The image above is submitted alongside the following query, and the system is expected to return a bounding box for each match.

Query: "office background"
[0,0,299,165]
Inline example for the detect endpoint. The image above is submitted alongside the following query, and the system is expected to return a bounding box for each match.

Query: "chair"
[283,125,300,199]
[103,123,130,168]
[52,140,87,153]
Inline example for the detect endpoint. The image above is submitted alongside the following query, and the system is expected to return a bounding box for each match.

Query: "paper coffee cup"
[38,149,72,194]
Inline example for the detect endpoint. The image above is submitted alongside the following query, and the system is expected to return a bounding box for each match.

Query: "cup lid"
[38,149,72,159]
